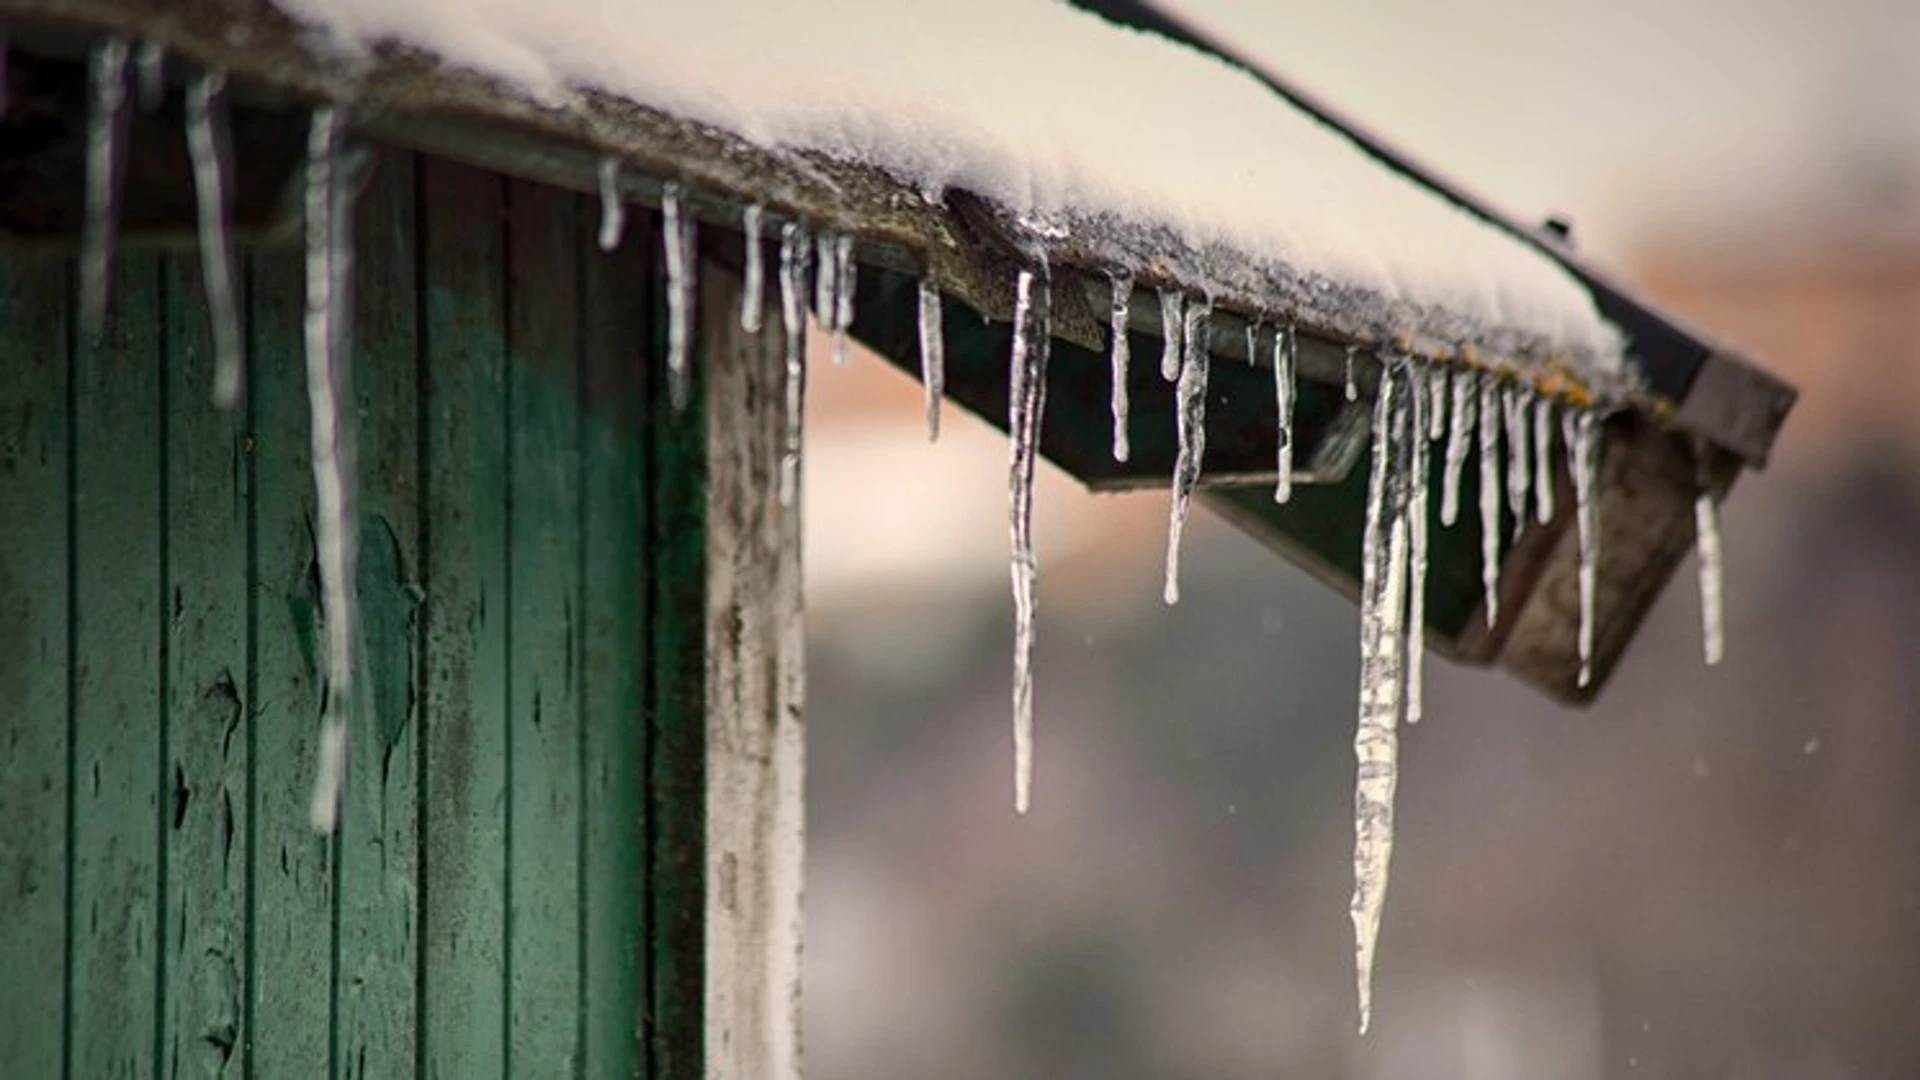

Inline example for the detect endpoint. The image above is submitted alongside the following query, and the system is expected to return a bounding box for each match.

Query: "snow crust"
[275,0,1623,366]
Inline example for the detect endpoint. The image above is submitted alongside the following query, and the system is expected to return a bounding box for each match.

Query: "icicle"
[1352,361,1408,1036]
[80,38,131,347]
[1157,289,1184,381]
[917,279,944,441]
[1345,345,1359,402]
[1008,259,1052,816]
[595,158,625,252]
[134,41,164,112]
[813,231,837,325]
[831,234,856,365]
[1533,396,1555,524]
[1108,271,1132,462]
[739,204,766,333]
[1405,363,1432,726]
[1246,322,1260,367]
[777,222,810,507]
[661,183,696,412]
[1440,367,1474,527]
[1564,409,1602,686]
[1477,371,1503,627]
[303,106,359,835]
[1163,296,1211,605]
[1273,324,1297,504]
[1503,384,1531,542]
[1695,488,1725,666]
[1427,365,1446,442]
[185,72,244,409]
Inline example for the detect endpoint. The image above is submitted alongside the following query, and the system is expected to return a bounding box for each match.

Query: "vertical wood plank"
[503,179,585,1074]
[246,242,338,1078]
[334,148,423,1080]
[650,219,708,1080]
[0,250,72,1074]
[419,157,510,1080]
[701,257,805,1080]
[579,206,652,1080]
[69,253,164,1079]
[159,250,250,1079]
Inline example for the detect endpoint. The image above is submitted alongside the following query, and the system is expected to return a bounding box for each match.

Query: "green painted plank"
[649,217,706,1080]
[159,252,250,1080]
[578,202,651,1080]
[334,148,424,1080]
[419,156,510,1080]
[245,243,339,1077]
[0,250,72,1074]
[503,178,586,1075]
[69,253,164,1080]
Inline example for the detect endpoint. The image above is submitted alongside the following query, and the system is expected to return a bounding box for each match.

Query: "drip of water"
[740,204,765,333]
[1158,289,1183,381]
[1108,271,1132,462]
[303,106,360,835]
[595,157,625,252]
[185,71,244,409]
[1273,324,1297,504]
[1533,395,1555,523]
[1008,259,1052,816]
[80,38,131,346]
[1477,371,1503,627]
[662,183,696,412]
[1163,296,1211,605]
[1440,367,1474,527]
[777,222,810,507]
[917,279,944,441]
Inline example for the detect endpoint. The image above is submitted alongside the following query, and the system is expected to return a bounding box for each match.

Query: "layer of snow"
[275,0,1623,366]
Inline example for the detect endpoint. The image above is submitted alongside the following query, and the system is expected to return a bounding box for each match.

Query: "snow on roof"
[276,0,1627,380]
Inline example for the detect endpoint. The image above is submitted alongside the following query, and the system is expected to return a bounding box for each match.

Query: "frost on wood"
[662,182,697,411]
[1272,324,1296,504]
[186,71,244,409]
[777,221,809,507]
[740,203,766,333]
[917,279,945,441]
[1108,271,1132,463]
[595,156,625,251]
[1007,260,1051,816]
[302,106,359,835]
[1163,295,1211,606]
[1695,489,1725,666]
[80,37,130,346]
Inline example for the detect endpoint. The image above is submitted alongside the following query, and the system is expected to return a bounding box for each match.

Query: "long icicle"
[595,157,625,252]
[1503,383,1530,542]
[1428,364,1446,442]
[1273,324,1297,504]
[1477,371,1503,627]
[777,221,810,507]
[661,183,696,412]
[917,279,944,441]
[80,37,130,346]
[304,106,358,834]
[1108,271,1132,462]
[1440,366,1474,526]
[739,204,765,333]
[1008,259,1052,815]
[1405,362,1432,725]
[831,233,856,365]
[1695,483,1725,666]
[1352,360,1408,1036]
[1533,395,1556,523]
[186,71,244,409]
[1163,295,1211,605]
[1157,289,1184,381]
[1565,409,1602,686]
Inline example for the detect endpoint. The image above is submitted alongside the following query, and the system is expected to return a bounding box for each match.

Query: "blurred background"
[802,1,1920,1076]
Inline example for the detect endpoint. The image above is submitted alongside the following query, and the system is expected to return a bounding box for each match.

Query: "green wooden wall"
[0,147,706,1078]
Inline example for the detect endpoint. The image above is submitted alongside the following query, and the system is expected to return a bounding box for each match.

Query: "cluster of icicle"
[77,40,1733,1027]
